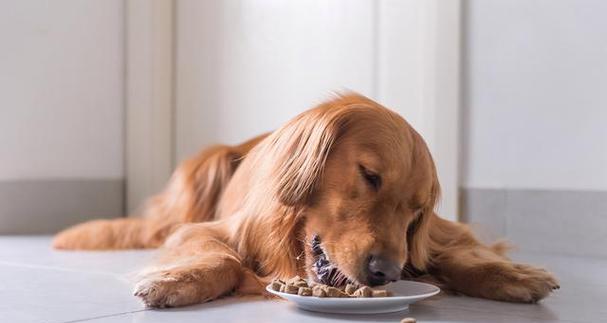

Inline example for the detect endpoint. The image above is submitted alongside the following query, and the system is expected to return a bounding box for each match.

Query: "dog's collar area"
[310,234,353,287]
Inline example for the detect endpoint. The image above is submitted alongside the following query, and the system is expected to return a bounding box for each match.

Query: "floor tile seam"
[49,309,148,323]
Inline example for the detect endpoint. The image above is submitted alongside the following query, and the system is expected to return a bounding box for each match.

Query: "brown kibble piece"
[326,287,348,298]
[298,287,312,296]
[270,281,283,291]
[293,280,308,288]
[344,284,357,295]
[274,276,393,298]
[372,289,390,297]
[353,286,373,297]
[401,318,416,323]
[287,275,308,287]
[312,285,327,297]
[284,284,299,294]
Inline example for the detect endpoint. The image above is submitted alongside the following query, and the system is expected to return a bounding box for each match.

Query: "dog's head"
[263,94,440,287]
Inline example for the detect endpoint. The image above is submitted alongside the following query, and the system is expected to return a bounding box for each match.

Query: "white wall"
[176,0,376,160]
[175,0,460,219]
[176,0,450,157]
[0,0,125,181]
[464,0,607,191]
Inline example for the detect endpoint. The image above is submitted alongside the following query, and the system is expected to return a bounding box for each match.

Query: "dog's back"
[52,134,268,250]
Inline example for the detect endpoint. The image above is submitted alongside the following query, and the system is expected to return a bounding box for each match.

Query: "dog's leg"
[427,216,559,303]
[133,223,253,308]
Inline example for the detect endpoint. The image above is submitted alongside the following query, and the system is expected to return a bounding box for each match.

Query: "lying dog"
[53,93,558,307]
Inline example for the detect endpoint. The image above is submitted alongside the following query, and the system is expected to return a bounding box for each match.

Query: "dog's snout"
[366,255,401,286]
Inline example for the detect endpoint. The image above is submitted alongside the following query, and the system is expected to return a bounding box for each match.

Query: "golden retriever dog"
[53,93,559,307]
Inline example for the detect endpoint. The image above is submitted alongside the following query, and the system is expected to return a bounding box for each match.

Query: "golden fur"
[54,93,558,307]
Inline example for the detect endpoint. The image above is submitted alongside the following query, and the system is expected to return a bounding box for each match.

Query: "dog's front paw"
[487,263,560,303]
[134,272,210,308]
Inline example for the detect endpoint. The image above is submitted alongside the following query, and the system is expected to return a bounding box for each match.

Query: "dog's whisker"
[308,234,357,287]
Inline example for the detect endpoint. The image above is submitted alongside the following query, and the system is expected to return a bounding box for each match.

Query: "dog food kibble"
[344,283,357,295]
[292,280,308,288]
[270,281,283,291]
[283,284,300,294]
[298,287,313,296]
[287,275,304,285]
[270,277,392,298]
[401,318,417,323]
[326,286,349,298]
[312,285,327,297]
[352,286,373,297]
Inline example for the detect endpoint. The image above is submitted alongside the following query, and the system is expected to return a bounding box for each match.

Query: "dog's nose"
[366,255,401,286]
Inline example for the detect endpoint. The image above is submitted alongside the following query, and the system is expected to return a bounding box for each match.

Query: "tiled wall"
[0,1,125,233]
[461,188,607,258]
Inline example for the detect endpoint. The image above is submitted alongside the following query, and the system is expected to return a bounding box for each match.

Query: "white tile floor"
[1,236,605,323]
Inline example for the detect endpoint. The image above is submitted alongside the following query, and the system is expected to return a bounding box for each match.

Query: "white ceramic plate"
[266,280,440,314]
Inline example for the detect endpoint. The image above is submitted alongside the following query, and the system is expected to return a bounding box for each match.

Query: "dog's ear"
[267,107,348,206]
[407,138,441,271]
[407,185,439,271]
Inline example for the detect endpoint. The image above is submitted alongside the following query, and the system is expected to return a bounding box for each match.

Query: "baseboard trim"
[0,179,125,234]
[460,188,607,258]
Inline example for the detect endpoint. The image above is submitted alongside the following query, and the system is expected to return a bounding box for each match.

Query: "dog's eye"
[359,165,381,190]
